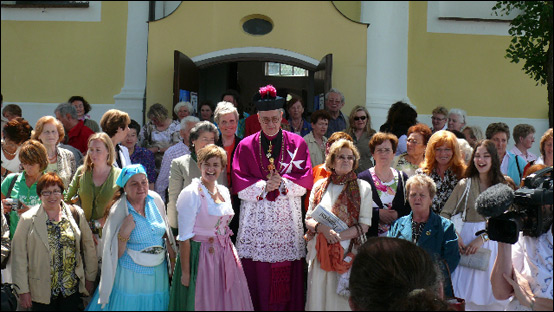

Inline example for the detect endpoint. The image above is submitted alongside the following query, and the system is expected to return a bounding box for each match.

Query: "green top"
[64,165,121,221]
[1,172,42,237]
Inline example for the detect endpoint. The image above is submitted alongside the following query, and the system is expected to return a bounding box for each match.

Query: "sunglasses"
[354,116,367,121]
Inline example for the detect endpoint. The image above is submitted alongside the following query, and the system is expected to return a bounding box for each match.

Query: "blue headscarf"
[116,164,147,188]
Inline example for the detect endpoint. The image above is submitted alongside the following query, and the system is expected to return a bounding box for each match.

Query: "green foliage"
[492,1,553,85]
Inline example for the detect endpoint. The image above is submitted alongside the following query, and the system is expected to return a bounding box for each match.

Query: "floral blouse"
[370,168,399,236]
[393,153,420,177]
[129,145,158,183]
[47,212,78,298]
[417,168,460,214]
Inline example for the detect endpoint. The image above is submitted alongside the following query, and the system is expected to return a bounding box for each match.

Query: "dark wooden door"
[173,50,199,119]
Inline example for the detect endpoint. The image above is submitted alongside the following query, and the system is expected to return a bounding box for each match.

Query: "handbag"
[459,247,491,271]
[451,178,471,234]
[443,260,465,311]
[127,246,166,267]
[1,283,19,311]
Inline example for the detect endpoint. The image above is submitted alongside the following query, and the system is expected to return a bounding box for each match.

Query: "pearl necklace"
[2,146,16,157]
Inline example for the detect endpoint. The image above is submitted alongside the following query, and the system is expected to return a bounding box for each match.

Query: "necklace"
[201,180,217,196]
[2,146,16,157]
[48,153,57,163]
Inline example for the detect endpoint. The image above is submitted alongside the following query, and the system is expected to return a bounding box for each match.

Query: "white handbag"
[127,245,166,267]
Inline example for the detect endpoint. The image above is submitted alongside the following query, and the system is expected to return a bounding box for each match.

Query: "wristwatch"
[481,233,489,242]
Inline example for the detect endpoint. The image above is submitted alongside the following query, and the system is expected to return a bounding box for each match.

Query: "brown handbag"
[443,259,466,311]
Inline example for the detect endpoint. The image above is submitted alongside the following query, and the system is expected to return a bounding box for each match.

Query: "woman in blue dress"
[87,164,177,311]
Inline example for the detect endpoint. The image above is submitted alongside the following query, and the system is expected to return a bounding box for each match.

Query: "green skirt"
[168,240,200,311]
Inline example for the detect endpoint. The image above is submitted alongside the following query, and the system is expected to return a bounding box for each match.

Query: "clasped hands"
[266,170,283,193]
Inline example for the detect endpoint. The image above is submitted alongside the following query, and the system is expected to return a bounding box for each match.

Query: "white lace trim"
[236,180,307,262]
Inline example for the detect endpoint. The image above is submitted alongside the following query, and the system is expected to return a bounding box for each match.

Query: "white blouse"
[176,178,233,242]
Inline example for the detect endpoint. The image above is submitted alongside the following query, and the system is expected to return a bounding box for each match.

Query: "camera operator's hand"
[463,236,484,255]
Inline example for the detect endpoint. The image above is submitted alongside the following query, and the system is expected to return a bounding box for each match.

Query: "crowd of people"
[1,87,553,311]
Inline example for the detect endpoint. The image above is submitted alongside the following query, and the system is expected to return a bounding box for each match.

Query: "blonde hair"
[420,130,466,178]
[405,174,437,200]
[32,116,65,144]
[83,132,115,171]
[325,139,360,171]
[214,101,239,125]
[347,105,376,137]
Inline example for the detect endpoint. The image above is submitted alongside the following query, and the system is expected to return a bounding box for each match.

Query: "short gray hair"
[448,108,467,124]
[406,174,437,200]
[325,88,344,103]
[174,101,194,115]
[214,101,239,124]
[54,103,78,120]
[189,121,219,146]
[457,138,474,165]
[180,115,200,130]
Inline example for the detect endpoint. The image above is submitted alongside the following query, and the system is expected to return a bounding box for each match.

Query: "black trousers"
[31,292,83,311]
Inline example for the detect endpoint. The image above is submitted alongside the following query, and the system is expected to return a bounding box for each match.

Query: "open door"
[313,54,332,111]
[173,50,199,119]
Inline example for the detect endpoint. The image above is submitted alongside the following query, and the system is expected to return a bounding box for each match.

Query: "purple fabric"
[129,144,158,183]
[232,130,313,196]
[241,258,305,311]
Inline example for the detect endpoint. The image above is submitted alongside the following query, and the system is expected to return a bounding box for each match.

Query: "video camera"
[478,167,553,244]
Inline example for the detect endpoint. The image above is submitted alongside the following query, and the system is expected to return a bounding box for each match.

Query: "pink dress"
[189,181,253,311]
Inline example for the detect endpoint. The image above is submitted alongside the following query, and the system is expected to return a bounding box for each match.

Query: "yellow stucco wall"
[146,1,367,113]
[407,1,548,118]
[0,1,127,105]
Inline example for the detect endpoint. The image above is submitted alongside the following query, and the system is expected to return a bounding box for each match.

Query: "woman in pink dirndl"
[169,144,253,311]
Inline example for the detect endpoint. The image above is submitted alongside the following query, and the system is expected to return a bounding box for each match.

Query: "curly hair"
[32,116,65,144]
[68,96,91,115]
[325,139,360,172]
[420,130,466,177]
[486,122,510,141]
[147,103,170,122]
[3,117,32,144]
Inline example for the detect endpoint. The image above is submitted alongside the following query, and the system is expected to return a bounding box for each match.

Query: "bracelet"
[117,233,130,242]
[314,222,320,233]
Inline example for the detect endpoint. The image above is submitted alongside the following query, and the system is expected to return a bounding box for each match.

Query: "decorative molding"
[191,47,320,69]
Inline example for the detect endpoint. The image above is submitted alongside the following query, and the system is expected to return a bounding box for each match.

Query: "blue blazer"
[389,210,461,296]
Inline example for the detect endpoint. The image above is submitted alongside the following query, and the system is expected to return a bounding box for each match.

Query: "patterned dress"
[417,168,460,214]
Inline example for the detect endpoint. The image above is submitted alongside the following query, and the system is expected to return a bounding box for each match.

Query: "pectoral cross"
[266,141,275,178]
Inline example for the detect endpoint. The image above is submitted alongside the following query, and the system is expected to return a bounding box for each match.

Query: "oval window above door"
[242,15,273,35]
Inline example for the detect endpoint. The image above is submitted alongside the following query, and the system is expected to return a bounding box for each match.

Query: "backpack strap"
[5,173,19,198]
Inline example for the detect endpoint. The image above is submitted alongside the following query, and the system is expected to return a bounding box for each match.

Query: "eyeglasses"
[374,148,392,154]
[260,117,281,125]
[407,139,422,145]
[431,117,446,121]
[338,155,355,161]
[41,190,62,197]
[435,148,452,153]
[354,116,367,121]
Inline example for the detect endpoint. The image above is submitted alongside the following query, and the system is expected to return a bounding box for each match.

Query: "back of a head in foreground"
[349,237,450,311]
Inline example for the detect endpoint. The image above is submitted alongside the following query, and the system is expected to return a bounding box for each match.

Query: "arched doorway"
[173,48,332,120]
